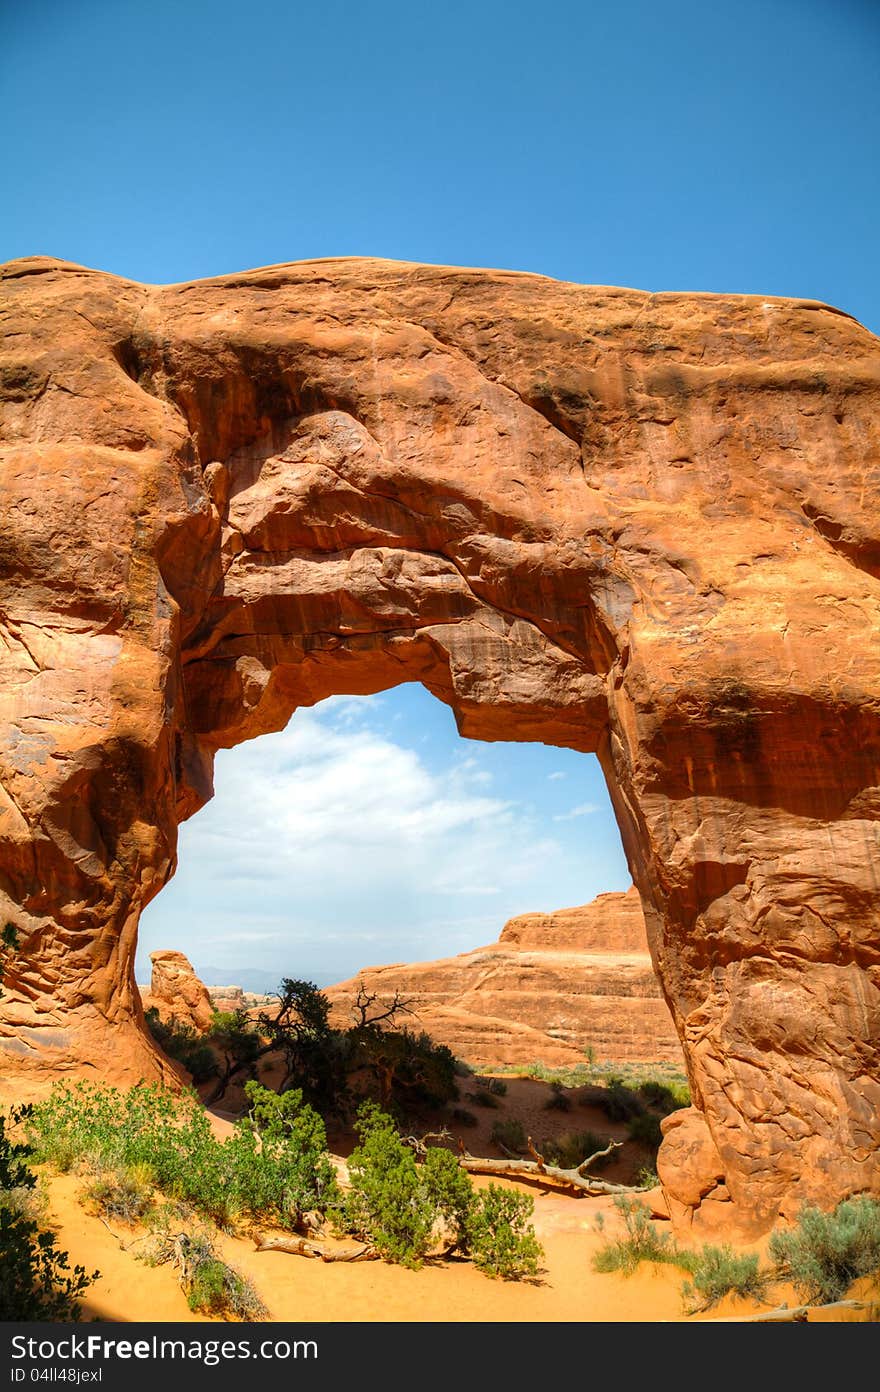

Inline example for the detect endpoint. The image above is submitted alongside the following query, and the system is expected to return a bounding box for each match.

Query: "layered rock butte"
[1,254,879,1231]
[326,886,683,1068]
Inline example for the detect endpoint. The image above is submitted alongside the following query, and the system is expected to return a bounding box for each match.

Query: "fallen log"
[254,1236,378,1262]
[457,1136,647,1196]
[693,1298,878,1323]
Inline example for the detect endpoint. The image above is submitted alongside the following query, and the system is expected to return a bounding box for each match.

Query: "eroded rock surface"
[326,887,682,1067]
[1,254,879,1228]
[140,950,215,1035]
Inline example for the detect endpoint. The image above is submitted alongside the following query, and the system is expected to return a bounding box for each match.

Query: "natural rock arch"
[1,254,879,1231]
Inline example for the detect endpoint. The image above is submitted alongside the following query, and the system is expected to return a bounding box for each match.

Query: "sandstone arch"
[1,254,879,1230]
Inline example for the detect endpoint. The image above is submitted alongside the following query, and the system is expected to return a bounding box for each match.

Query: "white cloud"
[552,801,599,822]
[141,703,568,977]
[547,771,566,781]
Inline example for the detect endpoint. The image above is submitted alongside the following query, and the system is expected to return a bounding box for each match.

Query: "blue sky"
[4,1,878,984]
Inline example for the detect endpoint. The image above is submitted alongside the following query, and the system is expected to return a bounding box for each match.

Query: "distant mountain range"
[195,965,341,993]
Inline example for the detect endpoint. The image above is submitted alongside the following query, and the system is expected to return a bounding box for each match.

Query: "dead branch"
[351,986,415,1029]
[254,1236,378,1262]
[458,1135,641,1195]
[95,1215,151,1252]
[693,1298,878,1323]
[402,1128,452,1158]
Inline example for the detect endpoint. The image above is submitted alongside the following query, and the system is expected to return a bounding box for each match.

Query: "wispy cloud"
[547,771,566,781]
[140,702,567,976]
[552,801,599,822]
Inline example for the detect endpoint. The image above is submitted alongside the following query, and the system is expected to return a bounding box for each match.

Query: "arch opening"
[137,683,675,1082]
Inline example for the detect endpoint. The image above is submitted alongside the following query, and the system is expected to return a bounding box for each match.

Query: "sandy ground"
[13,1075,876,1324]
[35,1163,873,1325]
[47,1170,690,1324]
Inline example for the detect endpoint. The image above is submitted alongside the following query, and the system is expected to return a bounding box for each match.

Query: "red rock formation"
[1,254,879,1229]
[326,887,682,1067]
[140,950,214,1034]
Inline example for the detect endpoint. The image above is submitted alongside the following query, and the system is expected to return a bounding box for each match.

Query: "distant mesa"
[137,887,682,1070]
[324,886,683,1068]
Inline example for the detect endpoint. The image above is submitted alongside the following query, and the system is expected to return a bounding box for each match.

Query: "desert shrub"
[485,1077,507,1097]
[638,1079,688,1115]
[543,1130,612,1172]
[143,1221,266,1320]
[0,923,18,997]
[352,1027,458,1113]
[768,1196,880,1305]
[680,1243,771,1313]
[544,1081,572,1112]
[206,1009,266,1104]
[0,1108,37,1195]
[339,1102,435,1268]
[0,1110,97,1321]
[188,1257,266,1319]
[490,1119,527,1154]
[0,1180,49,1225]
[598,1077,644,1122]
[0,1210,97,1321]
[627,1111,664,1152]
[145,1008,218,1082]
[467,1090,499,1109]
[230,1081,338,1223]
[637,1165,659,1189]
[593,1196,681,1275]
[466,1185,542,1280]
[521,1061,593,1087]
[82,1164,155,1225]
[451,1107,478,1128]
[421,1145,473,1250]
[338,1104,544,1279]
[28,1080,336,1231]
[28,1082,237,1225]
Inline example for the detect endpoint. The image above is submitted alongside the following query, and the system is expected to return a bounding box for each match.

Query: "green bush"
[490,1119,527,1154]
[626,1111,664,1152]
[467,1090,499,1109]
[145,1008,218,1082]
[231,1081,338,1225]
[0,1110,97,1321]
[338,1103,545,1279]
[0,1210,97,1321]
[638,1079,688,1115]
[544,1081,572,1112]
[598,1077,644,1122]
[466,1186,542,1280]
[592,1195,681,1275]
[680,1243,771,1313]
[421,1146,473,1252]
[768,1196,880,1305]
[27,1080,337,1231]
[450,1107,478,1128]
[339,1103,434,1268]
[485,1078,507,1097]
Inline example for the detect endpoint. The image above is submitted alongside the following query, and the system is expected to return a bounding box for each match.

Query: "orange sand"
[16,1078,876,1324]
